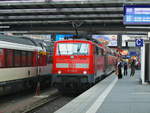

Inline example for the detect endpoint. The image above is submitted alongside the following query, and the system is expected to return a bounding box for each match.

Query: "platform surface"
[55,69,150,113]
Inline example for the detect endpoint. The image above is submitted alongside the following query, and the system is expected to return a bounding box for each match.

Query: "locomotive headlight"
[58,70,62,74]
[83,71,87,75]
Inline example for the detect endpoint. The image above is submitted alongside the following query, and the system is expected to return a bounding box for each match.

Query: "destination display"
[124,5,150,24]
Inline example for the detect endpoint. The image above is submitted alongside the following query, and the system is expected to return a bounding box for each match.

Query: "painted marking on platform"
[132,92,150,95]
[86,77,118,113]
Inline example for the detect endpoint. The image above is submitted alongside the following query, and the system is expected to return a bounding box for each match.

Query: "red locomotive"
[52,39,117,93]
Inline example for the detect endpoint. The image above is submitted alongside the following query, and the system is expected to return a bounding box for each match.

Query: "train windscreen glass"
[57,43,89,55]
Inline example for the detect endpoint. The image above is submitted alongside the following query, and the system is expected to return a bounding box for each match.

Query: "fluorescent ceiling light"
[126,26,150,29]
[0,26,10,28]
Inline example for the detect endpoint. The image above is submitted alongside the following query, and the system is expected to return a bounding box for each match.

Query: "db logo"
[69,64,74,68]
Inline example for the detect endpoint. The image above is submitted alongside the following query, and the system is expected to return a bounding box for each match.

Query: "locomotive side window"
[5,49,13,67]
[14,50,21,67]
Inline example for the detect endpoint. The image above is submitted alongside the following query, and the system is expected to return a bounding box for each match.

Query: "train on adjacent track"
[0,34,53,96]
[52,38,118,94]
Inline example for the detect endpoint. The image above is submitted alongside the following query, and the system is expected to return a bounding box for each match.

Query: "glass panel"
[21,51,27,67]
[27,52,33,66]
[6,49,13,67]
[0,49,4,67]
[14,50,21,67]
[57,43,89,55]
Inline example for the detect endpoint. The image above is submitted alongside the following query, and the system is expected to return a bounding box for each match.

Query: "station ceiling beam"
[0,0,149,34]
[0,7,123,16]
[0,1,124,9]
[0,14,123,21]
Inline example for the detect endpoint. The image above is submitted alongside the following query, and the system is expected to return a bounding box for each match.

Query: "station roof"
[0,0,149,34]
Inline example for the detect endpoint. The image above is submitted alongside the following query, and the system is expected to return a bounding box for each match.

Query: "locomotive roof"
[0,34,36,46]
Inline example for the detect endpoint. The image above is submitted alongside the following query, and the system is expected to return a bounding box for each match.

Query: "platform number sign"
[135,39,144,47]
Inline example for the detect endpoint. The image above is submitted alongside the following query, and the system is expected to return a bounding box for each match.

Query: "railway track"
[0,88,61,113]
[12,91,62,113]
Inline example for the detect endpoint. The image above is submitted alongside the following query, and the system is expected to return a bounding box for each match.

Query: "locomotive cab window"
[57,43,89,55]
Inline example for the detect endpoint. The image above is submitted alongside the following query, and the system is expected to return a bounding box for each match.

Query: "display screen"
[124,5,150,24]
[92,35,117,46]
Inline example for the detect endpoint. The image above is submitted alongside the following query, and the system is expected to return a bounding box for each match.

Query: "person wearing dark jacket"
[117,59,122,79]
[130,59,136,76]
[124,62,128,76]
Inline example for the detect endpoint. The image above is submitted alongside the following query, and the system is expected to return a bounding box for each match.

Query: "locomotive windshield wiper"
[65,44,69,54]
[77,44,81,54]
[75,43,82,55]
[58,45,61,55]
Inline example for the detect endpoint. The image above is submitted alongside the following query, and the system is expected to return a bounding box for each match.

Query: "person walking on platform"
[117,59,122,79]
[130,59,136,77]
[124,61,128,76]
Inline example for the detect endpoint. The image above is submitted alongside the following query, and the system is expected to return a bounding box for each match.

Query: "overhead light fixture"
[0,26,10,28]
[126,26,150,29]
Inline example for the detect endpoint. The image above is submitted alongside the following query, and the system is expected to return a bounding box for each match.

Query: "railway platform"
[55,69,150,113]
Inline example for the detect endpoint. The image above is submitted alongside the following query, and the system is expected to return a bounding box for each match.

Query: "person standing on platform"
[117,59,122,79]
[130,59,136,77]
[124,61,128,76]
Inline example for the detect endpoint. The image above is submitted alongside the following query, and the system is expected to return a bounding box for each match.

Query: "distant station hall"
[0,0,150,113]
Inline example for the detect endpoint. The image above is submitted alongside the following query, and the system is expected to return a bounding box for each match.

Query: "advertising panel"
[92,35,117,46]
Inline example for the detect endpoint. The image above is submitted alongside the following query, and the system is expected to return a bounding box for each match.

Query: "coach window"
[6,49,13,67]
[0,49,4,68]
[14,50,21,67]
[27,51,33,66]
[21,51,27,67]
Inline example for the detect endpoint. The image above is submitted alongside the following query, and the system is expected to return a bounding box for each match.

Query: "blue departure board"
[124,5,150,24]
[55,34,74,41]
